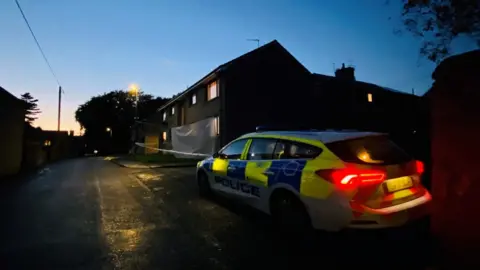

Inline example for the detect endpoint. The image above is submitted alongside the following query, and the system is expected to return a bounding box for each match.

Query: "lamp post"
[128,83,140,120]
[106,127,112,137]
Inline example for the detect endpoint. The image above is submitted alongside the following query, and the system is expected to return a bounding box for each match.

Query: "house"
[135,40,421,155]
[135,40,312,154]
[0,86,25,178]
[310,65,423,158]
[310,66,421,133]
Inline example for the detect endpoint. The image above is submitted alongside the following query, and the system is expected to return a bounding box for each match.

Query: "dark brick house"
[136,40,312,153]
[0,86,25,178]
[136,40,421,153]
[310,68,421,133]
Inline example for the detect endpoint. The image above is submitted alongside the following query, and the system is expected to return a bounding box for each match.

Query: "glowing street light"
[128,83,140,95]
[106,127,112,137]
[128,83,141,120]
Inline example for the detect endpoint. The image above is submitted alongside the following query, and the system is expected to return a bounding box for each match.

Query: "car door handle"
[262,170,275,176]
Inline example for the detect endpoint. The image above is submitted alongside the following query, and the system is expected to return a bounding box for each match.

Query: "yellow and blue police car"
[196,127,431,231]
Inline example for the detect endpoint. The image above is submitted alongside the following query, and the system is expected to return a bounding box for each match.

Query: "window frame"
[245,138,323,161]
[162,111,167,121]
[207,80,219,101]
[213,116,220,136]
[171,106,175,115]
[246,138,278,160]
[284,140,323,159]
[215,139,248,160]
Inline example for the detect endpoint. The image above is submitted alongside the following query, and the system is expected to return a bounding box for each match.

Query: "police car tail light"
[415,160,424,175]
[316,169,386,188]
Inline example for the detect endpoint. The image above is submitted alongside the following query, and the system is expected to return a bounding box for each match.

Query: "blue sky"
[0,0,475,133]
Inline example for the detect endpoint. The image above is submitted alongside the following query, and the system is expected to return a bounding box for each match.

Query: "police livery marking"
[196,128,432,231]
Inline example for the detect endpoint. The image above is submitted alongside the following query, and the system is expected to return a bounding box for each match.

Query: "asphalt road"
[0,158,432,270]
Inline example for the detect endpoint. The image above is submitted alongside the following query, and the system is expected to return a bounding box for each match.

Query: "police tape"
[135,142,211,157]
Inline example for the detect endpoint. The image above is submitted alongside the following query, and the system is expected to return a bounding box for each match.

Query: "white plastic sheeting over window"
[171,117,218,158]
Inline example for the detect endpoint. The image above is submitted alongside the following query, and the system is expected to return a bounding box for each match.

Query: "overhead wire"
[14,0,61,87]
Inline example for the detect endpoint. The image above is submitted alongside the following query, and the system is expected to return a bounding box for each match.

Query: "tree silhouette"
[20,92,41,124]
[400,0,480,62]
[75,90,169,153]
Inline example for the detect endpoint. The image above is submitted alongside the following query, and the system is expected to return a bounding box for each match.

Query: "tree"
[21,92,41,124]
[75,90,169,153]
[400,0,480,62]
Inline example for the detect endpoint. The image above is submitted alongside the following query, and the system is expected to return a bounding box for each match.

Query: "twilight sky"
[0,0,476,133]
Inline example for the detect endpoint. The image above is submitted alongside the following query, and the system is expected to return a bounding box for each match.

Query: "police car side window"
[247,139,277,160]
[273,141,287,159]
[280,141,322,159]
[218,139,247,159]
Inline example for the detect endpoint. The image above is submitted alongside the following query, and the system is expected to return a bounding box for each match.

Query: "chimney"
[335,63,356,81]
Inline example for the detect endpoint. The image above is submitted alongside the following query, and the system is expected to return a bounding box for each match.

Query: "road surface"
[0,158,432,269]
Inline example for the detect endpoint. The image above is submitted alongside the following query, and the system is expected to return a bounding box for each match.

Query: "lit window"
[367,93,373,103]
[214,116,220,135]
[207,81,218,101]
[163,112,166,121]
[171,107,175,115]
[191,93,197,105]
[162,131,167,141]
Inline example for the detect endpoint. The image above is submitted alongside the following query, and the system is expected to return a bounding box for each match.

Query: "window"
[207,80,218,101]
[278,141,322,159]
[162,131,167,141]
[326,135,411,165]
[287,142,322,159]
[273,141,287,159]
[247,139,277,160]
[191,93,197,105]
[217,139,247,159]
[213,116,220,135]
[367,93,373,103]
[163,112,167,121]
[171,106,175,115]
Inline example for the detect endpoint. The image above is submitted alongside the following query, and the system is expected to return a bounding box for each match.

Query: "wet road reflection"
[0,158,431,270]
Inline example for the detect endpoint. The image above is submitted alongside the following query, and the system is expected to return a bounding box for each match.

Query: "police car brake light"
[316,168,386,188]
[415,160,424,174]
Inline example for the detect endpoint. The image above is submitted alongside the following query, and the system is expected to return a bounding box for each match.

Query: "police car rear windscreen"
[325,135,412,165]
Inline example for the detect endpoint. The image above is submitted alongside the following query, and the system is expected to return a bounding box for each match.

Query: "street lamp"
[106,127,112,137]
[128,83,140,120]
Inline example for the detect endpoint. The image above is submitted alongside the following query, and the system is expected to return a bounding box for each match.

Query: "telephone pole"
[58,86,62,131]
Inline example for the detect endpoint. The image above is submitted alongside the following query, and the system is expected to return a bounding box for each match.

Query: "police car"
[196,127,431,231]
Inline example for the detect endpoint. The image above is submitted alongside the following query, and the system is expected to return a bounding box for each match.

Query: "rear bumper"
[348,191,432,229]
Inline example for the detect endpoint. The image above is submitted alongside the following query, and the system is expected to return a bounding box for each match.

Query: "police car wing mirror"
[214,153,228,159]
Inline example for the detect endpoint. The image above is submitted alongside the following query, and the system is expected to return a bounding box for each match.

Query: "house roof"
[156,40,303,112]
[312,73,415,96]
[0,86,24,106]
[155,41,417,115]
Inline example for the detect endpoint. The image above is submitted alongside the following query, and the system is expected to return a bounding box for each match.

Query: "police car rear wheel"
[271,191,311,233]
[197,171,212,197]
